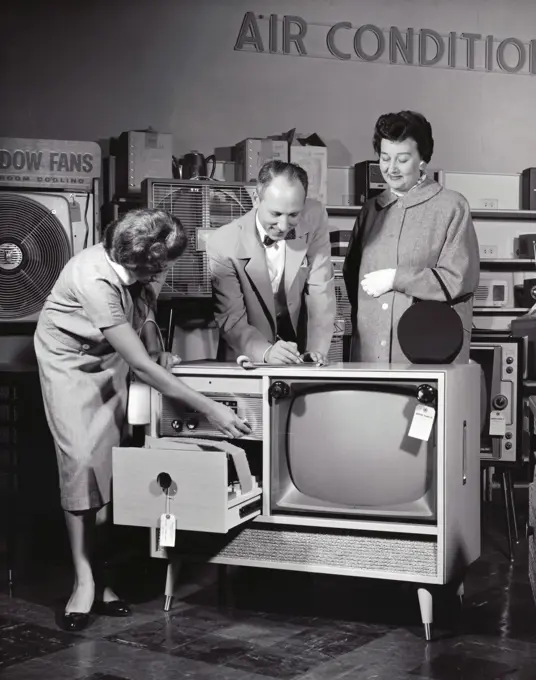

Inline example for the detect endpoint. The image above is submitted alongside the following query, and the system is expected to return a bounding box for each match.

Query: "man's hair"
[103,209,187,273]
[257,160,309,198]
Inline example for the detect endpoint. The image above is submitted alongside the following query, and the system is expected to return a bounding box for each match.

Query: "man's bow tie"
[263,229,296,247]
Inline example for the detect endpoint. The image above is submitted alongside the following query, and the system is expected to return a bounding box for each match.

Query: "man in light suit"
[206,160,336,364]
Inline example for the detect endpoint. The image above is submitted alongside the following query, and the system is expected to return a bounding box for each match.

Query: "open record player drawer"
[112,436,262,534]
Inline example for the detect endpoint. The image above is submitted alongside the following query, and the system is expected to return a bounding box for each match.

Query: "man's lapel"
[237,209,276,328]
[284,215,309,294]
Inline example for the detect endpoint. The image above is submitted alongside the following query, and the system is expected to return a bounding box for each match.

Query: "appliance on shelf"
[442,172,520,210]
[521,168,536,211]
[475,272,513,309]
[470,332,523,464]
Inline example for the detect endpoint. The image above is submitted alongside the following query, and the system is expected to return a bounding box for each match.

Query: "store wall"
[2,0,536,173]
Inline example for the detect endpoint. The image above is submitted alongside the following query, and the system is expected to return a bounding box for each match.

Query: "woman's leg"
[64,509,96,614]
[94,503,120,603]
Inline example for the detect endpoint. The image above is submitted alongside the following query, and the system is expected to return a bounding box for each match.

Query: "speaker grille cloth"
[173,525,438,577]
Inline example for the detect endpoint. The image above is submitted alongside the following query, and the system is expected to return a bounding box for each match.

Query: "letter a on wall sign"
[235,11,265,52]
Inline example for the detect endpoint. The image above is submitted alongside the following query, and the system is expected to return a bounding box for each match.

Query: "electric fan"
[0,193,72,321]
[143,179,255,298]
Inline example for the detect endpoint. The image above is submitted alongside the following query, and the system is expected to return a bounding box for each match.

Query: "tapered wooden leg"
[164,559,181,612]
[417,587,433,641]
[456,581,464,604]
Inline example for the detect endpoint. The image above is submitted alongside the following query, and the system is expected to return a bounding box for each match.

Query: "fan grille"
[0,194,71,320]
[149,181,254,297]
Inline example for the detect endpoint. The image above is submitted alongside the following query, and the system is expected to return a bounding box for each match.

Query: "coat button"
[382,303,389,310]
[81,343,90,350]
[381,340,387,347]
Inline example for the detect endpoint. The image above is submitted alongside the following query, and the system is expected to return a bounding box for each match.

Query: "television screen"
[271,381,437,520]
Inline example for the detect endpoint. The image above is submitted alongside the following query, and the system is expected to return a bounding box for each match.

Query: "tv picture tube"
[286,387,434,508]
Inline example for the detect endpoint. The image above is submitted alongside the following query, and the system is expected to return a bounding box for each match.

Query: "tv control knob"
[492,395,508,410]
[506,357,514,364]
[505,432,513,439]
[505,442,512,450]
[269,380,290,401]
[171,419,183,432]
[186,418,199,430]
[416,384,437,405]
[506,367,513,374]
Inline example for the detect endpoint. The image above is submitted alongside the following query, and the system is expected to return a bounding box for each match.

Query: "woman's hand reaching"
[205,401,252,439]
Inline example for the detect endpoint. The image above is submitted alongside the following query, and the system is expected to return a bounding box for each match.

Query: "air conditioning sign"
[235,12,536,76]
[0,138,102,190]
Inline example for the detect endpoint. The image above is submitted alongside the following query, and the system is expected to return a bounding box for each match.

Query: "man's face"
[255,176,306,241]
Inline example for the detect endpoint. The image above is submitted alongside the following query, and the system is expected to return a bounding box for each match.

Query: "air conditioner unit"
[142,179,255,298]
[0,191,95,323]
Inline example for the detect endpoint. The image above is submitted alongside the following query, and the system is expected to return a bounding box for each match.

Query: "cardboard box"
[234,138,288,182]
[270,129,328,205]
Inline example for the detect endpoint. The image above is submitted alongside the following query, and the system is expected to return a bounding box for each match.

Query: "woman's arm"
[393,198,480,301]
[102,322,250,438]
[139,310,162,358]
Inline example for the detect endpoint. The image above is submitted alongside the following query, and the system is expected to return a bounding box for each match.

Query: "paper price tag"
[159,513,176,548]
[489,411,506,437]
[408,404,436,442]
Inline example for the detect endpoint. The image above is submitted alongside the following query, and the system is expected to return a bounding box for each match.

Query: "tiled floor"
[1,499,535,680]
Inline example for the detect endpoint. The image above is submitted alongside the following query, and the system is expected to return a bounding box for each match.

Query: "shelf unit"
[473,307,529,315]
[326,206,536,221]
[480,259,536,271]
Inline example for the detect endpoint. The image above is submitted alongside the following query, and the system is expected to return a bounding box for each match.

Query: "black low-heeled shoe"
[59,612,91,632]
[92,599,132,617]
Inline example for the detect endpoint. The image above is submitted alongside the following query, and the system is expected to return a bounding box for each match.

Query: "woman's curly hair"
[103,209,187,274]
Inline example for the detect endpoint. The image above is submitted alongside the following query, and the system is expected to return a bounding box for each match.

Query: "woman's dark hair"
[372,110,434,163]
[257,160,309,197]
[103,209,187,273]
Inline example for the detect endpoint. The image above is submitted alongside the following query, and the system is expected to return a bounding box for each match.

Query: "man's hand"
[265,340,303,364]
[302,351,328,365]
[155,352,182,371]
[361,269,396,298]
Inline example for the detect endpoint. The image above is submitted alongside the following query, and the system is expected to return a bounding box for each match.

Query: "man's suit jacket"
[206,198,336,361]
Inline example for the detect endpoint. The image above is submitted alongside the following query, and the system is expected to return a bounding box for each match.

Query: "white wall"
[1,0,536,173]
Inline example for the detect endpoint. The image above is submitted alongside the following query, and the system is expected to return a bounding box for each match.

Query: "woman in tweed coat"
[343,111,480,363]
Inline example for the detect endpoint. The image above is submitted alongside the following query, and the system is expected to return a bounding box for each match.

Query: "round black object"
[397,300,464,364]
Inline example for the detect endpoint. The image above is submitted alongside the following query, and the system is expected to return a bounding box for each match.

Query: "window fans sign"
[235,12,536,76]
[0,138,102,190]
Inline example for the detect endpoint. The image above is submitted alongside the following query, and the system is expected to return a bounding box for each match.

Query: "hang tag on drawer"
[408,404,435,441]
[159,513,176,548]
[489,411,506,437]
